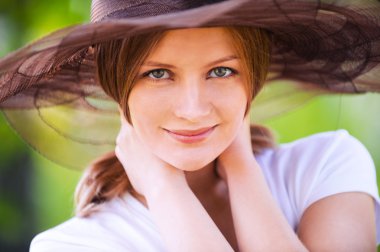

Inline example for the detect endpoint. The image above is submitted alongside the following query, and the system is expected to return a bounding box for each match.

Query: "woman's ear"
[243,113,251,134]
[244,100,252,117]
[118,105,123,122]
[119,105,134,127]
[118,106,127,124]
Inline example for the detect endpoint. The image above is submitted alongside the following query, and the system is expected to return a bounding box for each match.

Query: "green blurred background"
[0,0,379,251]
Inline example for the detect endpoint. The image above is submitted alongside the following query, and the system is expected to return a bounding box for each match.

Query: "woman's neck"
[185,160,220,195]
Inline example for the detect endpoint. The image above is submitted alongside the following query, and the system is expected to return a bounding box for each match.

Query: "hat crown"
[90,0,225,22]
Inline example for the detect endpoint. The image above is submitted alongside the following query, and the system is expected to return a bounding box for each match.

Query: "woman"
[1,1,380,251]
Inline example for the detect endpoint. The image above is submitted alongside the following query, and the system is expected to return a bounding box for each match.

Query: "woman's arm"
[219,118,377,251]
[143,175,233,252]
[116,115,233,252]
[220,153,307,251]
[218,117,307,251]
[297,192,376,251]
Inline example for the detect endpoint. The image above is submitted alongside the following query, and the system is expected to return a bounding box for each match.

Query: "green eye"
[209,67,234,78]
[148,69,169,79]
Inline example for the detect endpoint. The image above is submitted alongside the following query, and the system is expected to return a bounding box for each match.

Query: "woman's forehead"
[144,27,238,64]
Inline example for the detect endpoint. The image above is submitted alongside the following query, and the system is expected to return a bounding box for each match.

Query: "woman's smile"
[164,126,217,144]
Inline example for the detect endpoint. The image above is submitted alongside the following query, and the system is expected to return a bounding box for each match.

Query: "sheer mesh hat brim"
[0,0,380,169]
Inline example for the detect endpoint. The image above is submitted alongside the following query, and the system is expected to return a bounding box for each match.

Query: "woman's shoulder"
[259,129,374,170]
[259,129,377,197]
[278,129,367,154]
[30,194,165,252]
[30,217,104,252]
[256,130,379,229]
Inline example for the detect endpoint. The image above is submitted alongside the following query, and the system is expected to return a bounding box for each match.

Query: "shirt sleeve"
[30,233,107,252]
[295,130,380,242]
[29,219,135,252]
[29,196,167,252]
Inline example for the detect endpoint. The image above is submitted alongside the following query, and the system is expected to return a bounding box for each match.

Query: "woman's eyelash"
[207,67,238,79]
[141,66,238,81]
[142,69,172,80]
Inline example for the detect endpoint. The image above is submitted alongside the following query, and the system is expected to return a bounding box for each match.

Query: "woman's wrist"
[219,152,258,181]
[144,170,188,203]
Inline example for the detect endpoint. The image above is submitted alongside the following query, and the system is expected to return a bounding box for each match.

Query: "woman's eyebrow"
[143,61,175,69]
[142,55,240,69]
[204,55,240,68]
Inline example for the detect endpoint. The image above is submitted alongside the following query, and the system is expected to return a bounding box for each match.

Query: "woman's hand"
[115,111,186,197]
[115,110,233,252]
[216,115,254,180]
[217,114,308,251]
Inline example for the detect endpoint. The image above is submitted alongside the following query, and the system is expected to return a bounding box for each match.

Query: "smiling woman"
[1,1,380,251]
[75,27,274,219]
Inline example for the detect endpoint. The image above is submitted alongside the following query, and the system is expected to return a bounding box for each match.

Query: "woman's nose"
[174,81,212,122]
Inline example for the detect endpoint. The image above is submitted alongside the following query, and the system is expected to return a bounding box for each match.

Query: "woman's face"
[128,28,248,171]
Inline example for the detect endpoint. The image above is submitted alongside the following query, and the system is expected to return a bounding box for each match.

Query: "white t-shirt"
[30,130,380,251]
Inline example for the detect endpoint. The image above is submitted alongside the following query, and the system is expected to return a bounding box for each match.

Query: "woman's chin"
[166,157,215,172]
[153,144,227,171]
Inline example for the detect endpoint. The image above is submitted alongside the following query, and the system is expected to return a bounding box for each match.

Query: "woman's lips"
[165,126,216,144]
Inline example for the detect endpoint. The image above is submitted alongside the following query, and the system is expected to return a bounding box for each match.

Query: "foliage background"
[0,0,379,251]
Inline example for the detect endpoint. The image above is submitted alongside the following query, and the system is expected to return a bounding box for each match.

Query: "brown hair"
[75,27,275,216]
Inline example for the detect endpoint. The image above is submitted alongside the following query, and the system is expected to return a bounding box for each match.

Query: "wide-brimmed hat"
[0,0,380,169]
